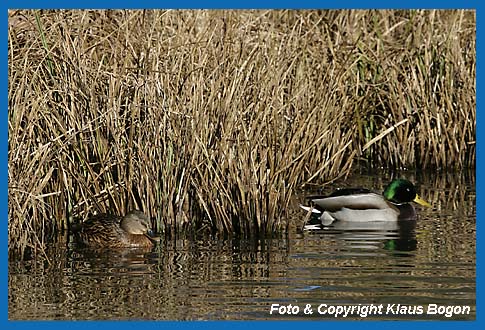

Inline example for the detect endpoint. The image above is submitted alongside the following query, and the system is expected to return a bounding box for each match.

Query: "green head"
[383,179,431,207]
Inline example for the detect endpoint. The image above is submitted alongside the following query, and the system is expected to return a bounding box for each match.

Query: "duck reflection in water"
[300,179,431,252]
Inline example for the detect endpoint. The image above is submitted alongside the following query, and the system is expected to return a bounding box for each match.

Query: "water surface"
[8,171,476,320]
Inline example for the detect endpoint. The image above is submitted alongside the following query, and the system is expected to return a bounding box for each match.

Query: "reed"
[8,10,475,258]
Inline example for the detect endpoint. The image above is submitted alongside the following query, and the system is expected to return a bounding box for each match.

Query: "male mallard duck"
[72,210,158,248]
[301,179,431,225]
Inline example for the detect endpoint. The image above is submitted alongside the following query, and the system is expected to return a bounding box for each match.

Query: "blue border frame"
[3,1,480,329]
[3,1,478,10]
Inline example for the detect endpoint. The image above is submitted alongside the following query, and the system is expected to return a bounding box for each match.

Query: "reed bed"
[8,10,475,258]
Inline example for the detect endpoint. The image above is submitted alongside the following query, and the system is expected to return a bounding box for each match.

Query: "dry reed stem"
[8,10,475,257]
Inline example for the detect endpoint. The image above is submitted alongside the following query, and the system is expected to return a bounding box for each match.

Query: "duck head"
[383,179,431,207]
[121,210,155,236]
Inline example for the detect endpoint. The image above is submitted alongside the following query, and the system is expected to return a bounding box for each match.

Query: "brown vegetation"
[8,10,475,258]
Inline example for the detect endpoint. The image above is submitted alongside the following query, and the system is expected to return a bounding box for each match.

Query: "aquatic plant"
[8,10,475,258]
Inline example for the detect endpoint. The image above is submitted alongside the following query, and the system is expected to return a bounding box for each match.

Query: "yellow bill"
[413,194,432,207]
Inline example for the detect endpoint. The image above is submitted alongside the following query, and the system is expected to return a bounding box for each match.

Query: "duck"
[300,179,431,226]
[72,210,159,248]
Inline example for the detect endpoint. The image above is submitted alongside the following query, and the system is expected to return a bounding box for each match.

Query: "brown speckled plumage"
[73,210,156,248]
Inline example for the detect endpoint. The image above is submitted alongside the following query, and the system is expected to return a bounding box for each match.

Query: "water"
[8,171,476,320]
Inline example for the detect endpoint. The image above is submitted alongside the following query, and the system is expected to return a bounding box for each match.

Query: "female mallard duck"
[72,210,158,248]
[301,179,431,225]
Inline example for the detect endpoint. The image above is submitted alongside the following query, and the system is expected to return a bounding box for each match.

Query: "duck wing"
[309,193,391,211]
[328,187,372,197]
[73,213,121,233]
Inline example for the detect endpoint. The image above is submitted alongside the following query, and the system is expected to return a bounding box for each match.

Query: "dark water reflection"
[8,171,475,320]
